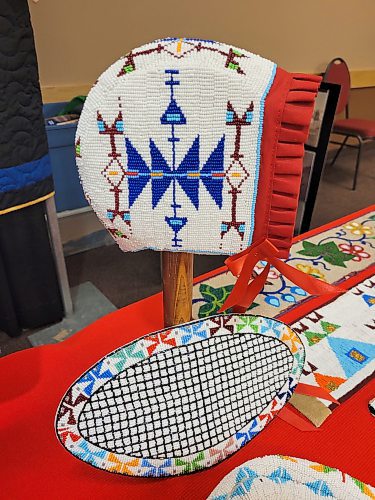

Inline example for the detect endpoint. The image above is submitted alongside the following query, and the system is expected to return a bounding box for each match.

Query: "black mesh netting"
[78,334,292,459]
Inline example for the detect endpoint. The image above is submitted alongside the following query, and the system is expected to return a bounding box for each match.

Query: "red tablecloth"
[1,210,375,498]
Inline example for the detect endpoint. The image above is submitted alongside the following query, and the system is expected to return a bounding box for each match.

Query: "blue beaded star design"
[125,69,226,247]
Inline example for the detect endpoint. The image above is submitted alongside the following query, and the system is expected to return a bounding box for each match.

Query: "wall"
[350,88,375,120]
[29,0,375,82]
[28,0,375,118]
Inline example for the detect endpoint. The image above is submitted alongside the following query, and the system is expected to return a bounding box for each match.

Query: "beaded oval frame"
[55,314,305,477]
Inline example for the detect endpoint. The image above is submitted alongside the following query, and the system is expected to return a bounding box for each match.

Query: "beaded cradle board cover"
[77,38,321,257]
[55,314,304,477]
[208,455,375,499]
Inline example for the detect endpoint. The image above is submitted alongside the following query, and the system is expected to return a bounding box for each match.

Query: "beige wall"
[29,0,375,86]
[29,0,375,118]
[350,88,375,120]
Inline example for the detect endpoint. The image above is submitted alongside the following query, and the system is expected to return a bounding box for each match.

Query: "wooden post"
[162,252,194,327]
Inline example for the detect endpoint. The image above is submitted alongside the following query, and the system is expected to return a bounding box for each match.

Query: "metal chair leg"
[330,136,348,166]
[352,138,363,190]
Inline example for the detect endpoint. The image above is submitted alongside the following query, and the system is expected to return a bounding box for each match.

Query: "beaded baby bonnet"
[76,38,321,258]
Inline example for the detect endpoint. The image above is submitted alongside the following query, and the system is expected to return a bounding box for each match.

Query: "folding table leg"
[45,197,73,316]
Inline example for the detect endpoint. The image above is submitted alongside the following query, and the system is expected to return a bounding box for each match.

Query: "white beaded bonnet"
[76,38,320,257]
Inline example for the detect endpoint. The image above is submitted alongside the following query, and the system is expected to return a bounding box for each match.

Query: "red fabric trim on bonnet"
[253,68,322,258]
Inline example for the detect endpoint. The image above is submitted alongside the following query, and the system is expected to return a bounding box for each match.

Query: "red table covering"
[1,209,375,498]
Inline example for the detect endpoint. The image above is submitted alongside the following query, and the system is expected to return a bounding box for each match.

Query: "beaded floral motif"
[193,210,375,318]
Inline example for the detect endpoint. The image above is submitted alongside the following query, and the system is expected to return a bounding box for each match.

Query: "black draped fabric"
[0,0,63,336]
[0,204,63,336]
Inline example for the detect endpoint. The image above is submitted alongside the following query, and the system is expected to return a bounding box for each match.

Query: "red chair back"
[323,58,350,114]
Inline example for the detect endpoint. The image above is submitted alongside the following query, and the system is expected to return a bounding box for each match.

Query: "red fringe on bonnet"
[254,70,322,258]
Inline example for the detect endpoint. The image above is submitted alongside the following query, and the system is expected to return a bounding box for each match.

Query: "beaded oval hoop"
[76,38,320,257]
[55,314,305,477]
[208,455,375,499]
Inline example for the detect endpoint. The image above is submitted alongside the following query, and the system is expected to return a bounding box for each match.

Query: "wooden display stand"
[162,252,193,327]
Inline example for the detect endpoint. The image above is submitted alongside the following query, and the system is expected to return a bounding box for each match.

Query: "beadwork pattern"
[76,38,276,253]
[209,455,375,499]
[55,314,305,477]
